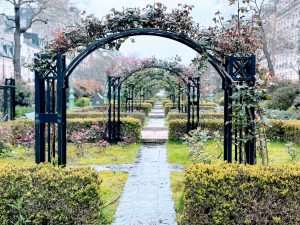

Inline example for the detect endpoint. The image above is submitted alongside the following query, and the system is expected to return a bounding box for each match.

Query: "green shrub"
[168,119,223,141]
[135,102,152,115]
[267,85,300,110]
[266,109,300,120]
[0,164,102,225]
[165,103,175,115]
[75,97,91,107]
[70,106,107,112]
[168,118,300,144]
[120,117,141,142]
[67,111,145,124]
[169,119,187,141]
[15,106,34,118]
[162,99,173,107]
[167,112,223,121]
[0,141,14,157]
[144,99,156,107]
[68,117,141,143]
[1,117,142,144]
[15,80,33,107]
[183,163,300,225]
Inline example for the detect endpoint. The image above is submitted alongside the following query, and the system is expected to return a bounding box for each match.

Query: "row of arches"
[34,29,256,166]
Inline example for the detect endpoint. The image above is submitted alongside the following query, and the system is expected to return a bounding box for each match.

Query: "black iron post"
[107,76,112,142]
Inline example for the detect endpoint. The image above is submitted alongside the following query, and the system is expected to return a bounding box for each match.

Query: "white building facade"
[263,0,300,81]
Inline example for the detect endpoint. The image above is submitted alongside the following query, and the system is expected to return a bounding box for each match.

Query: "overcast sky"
[72,0,236,64]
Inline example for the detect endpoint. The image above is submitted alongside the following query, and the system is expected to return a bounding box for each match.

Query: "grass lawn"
[68,143,141,165]
[0,143,141,166]
[170,172,185,224]
[167,140,300,165]
[100,171,128,224]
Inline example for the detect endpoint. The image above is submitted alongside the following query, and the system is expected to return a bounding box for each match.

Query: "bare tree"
[0,0,47,80]
[248,0,276,76]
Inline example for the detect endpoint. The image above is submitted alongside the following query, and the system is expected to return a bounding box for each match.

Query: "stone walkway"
[111,102,177,225]
[141,102,168,143]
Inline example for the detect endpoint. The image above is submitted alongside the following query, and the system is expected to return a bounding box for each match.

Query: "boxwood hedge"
[183,163,300,225]
[168,118,300,144]
[1,117,142,144]
[0,164,102,225]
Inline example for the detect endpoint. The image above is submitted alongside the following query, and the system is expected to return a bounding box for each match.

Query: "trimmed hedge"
[183,163,300,225]
[134,102,152,115]
[168,118,300,144]
[0,164,102,224]
[70,106,107,113]
[164,102,177,115]
[1,117,142,144]
[144,99,156,107]
[67,111,145,124]
[165,105,218,116]
[167,112,223,121]
[168,119,223,141]
[267,119,300,144]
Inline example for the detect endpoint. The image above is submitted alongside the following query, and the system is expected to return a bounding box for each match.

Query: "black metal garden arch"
[106,66,191,142]
[34,28,256,166]
[119,68,199,130]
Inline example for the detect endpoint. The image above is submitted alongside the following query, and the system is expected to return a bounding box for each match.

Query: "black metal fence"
[0,78,15,122]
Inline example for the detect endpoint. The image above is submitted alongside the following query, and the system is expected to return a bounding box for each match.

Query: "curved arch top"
[63,28,210,80]
[119,65,189,87]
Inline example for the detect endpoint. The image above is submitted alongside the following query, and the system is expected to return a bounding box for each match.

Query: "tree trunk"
[13,4,22,81]
[260,25,275,77]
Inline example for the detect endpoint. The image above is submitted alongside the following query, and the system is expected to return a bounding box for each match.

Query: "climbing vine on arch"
[33,1,272,165]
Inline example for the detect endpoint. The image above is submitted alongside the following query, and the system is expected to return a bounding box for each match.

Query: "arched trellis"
[34,28,256,166]
[106,65,201,141]
[111,64,189,115]
[123,72,181,110]
[121,66,188,110]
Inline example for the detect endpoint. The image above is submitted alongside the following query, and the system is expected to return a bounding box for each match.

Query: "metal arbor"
[34,28,256,165]
[0,78,15,122]
[34,54,67,165]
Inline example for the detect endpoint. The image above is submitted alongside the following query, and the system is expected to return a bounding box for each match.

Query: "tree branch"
[20,3,47,33]
[0,0,16,5]
[0,13,15,22]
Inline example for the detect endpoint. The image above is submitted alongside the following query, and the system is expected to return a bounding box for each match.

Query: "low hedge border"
[1,117,142,145]
[183,163,300,225]
[144,99,156,107]
[0,164,102,224]
[168,118,300,144]
[67,111,145,125]
[167,112,223,121]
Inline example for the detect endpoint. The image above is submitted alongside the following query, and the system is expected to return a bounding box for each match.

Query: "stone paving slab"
[112,144,177,225]
[92,163,185,173]
[147,118,165,128]
[141,130,168,143]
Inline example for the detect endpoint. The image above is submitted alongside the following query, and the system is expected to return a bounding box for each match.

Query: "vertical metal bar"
[117,78,121,141]
[3,79,8,121]
[139,87,142,109]
[57,54,67,166]
[245,55,256,165]
[35,56,46,163]
[187,81,191,133]
[131,85,134,112]
[51,80,56,159]
[192,84,195,129]
[224,56,233,163]
[178,83,181,113]
[196,78,200,127]
[46,78,51,162]
[223,81,228,162]
[107,76,112,142]
[113,79,116,141]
